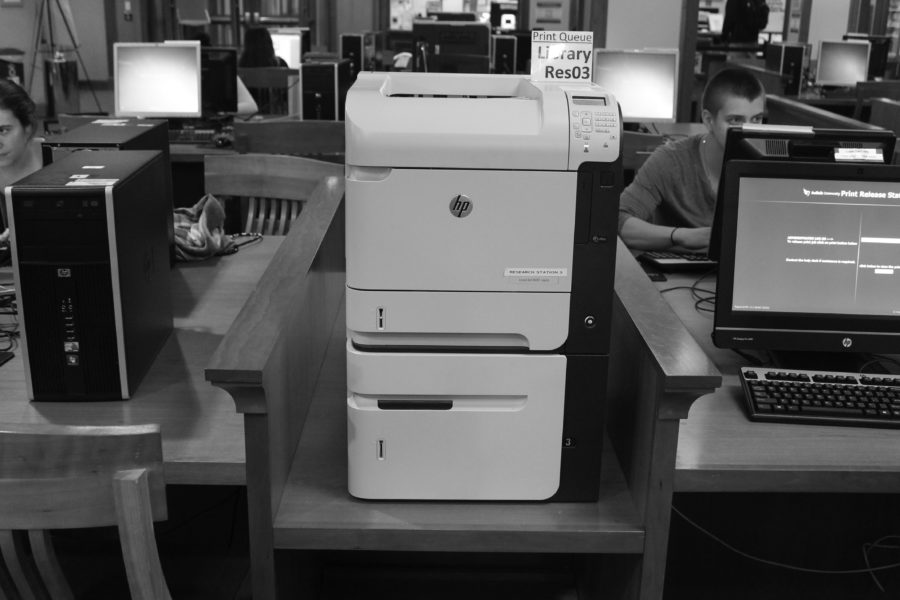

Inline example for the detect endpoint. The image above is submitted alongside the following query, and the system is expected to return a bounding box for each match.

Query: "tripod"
[27,0,101,116]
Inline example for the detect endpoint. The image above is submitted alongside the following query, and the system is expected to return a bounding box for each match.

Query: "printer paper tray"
[346,343,566,500]
[347,288,571,351]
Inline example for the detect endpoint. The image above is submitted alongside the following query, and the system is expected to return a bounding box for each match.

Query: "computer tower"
[492,34,517,74]
[301,59,352,121]
[765,43,807,95]
[5,150,173,401]
[340,33,364,82]
[41,117,170,165]
[40,118,175,255]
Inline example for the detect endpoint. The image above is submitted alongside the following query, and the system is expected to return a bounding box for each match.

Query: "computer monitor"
[815,40,870,87]
[592,48,679,123]
[268,27,309,68]
[713,159,900,364]
[709,124,897,260]
[201,47,238,114]
[843,33,891,80]
[411,20,491,73]
[114,42,202,118]
[427,11,479,21]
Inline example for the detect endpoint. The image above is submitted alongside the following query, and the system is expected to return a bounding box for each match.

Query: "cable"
[673,506,900,576]
[863,535,900,592]
[658,270,716,316]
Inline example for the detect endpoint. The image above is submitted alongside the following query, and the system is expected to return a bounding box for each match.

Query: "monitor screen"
[411,20,492,73]
[592,49,679,123]
[843,33,891,80]
[269,27,309,68]
[713,160,900,356]
[708,124,897,260]
[114,42,202,118]
[201,47,238,114]
[815,40,870,87]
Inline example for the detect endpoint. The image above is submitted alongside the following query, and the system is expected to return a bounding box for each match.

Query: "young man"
[618,67,766,251]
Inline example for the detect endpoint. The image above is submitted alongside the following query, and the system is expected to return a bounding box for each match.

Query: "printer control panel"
[567,94,620,168]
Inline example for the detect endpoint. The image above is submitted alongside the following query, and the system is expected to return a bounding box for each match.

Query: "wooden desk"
[0,238,282,485]
[654,271,900,493]
[208,203,722,600]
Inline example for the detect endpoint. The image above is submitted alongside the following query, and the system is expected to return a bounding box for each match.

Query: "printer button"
[574,131,581,138]
[583,143,590,152]
[583,134,591,140]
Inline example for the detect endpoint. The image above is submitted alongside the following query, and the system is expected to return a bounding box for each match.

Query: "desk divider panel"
[206,158,344,600]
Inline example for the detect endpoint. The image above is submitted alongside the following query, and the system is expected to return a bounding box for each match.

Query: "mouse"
[214,135,232,148]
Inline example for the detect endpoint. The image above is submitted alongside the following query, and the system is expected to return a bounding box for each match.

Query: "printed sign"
[531,30,594,82]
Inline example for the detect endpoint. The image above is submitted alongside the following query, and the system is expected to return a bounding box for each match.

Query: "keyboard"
[168,128,218,145]
[637,250,717,272]
[739,367,900,428]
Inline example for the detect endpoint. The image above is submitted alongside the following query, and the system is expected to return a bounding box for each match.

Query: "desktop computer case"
[40,118,175,256]
[301,59,352,121]
[41,117,170,165]
[765,43,807,96]
[344,73,622,501]
[5,150,173,401]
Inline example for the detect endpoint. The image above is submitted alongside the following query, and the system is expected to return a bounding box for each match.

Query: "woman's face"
[0,107,33,170]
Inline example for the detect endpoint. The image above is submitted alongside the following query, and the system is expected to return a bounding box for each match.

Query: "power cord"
[674,506,900,577]
[658,269,716,315]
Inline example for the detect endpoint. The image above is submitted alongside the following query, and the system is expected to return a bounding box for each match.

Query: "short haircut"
[701,67,764,115]
[0,79,36,132]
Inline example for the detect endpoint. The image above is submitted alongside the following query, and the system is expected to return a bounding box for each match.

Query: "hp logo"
[842,337,853,349]
[449,194,473,218]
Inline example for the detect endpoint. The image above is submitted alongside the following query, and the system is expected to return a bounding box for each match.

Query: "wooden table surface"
[0,237,283,485]
[655,269,900,493]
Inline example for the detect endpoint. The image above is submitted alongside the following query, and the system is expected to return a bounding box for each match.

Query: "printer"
[344,72,622,501]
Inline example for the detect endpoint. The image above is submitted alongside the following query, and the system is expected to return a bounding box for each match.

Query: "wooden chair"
[233,119,345,158]
[237,67,299,115]
[869,97,900,136]
[204,153,344,235]
[0,423,170,600]
[853,80,900,120]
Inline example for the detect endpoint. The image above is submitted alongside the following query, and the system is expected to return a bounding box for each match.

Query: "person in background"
[239,27,288,68]
[239,27,289,114]
[618,67,765,252]
[722,0,770,44]
[0,79,43,244]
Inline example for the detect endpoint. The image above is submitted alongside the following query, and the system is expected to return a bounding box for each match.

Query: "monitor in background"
[114,42,202,118]
[843,33,891,80]
[411,20,491,73]
[201,47,238,114]
[713,159,900,368]
[427,11,479,21]
[709,124,897,260]
[268,27,309,68]
[592,48,679,123]
[815,40,870,87]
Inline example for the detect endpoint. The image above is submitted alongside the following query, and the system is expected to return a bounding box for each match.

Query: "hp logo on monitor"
[449,194,473,218]
[842,337,853,348]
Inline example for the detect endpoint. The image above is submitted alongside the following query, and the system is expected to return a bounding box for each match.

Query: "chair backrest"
[233,119,345,158]
[853,80,900,120]
[0,423,170,600]
[238,67,299,115]
[204,153,343,235]
[869,97,900,137]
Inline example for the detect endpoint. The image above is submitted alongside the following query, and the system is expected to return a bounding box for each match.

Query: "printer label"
[531,31,594,83]
[504,268,568,282]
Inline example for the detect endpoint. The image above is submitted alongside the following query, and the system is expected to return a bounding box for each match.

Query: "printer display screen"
[572,96,607,106]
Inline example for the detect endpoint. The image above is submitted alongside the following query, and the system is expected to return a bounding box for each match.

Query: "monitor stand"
[767,350,886,374]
